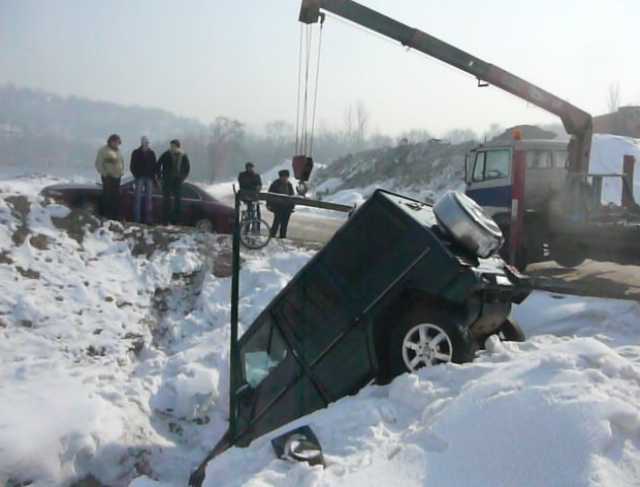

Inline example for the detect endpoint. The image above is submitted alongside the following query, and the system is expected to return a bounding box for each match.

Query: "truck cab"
[465,137,569,268]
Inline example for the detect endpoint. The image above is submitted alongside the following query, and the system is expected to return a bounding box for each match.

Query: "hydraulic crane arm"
[299,0,592,173]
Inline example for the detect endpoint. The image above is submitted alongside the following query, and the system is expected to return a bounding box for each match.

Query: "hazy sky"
[1,0,639,136]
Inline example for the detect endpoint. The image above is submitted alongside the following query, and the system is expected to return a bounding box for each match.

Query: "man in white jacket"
[95,134,124,219]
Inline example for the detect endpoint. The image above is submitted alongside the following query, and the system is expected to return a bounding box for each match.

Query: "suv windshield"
[241,314,288,388]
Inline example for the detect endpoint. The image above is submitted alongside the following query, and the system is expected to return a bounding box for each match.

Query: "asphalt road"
[527,260,640,301]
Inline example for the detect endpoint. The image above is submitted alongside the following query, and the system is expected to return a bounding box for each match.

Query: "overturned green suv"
[193,189,530,480]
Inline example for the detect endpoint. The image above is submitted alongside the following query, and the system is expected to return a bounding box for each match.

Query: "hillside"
[0,85,205,177]
[313,127,640,208]
[313,140,475,203]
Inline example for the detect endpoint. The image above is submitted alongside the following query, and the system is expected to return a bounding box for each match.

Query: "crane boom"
[299,0,592,173]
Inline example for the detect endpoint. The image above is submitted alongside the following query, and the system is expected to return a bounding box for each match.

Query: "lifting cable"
[294,14,325,158]
[301,25,313,155]
[308,17,324,156]
[294,24,304,156]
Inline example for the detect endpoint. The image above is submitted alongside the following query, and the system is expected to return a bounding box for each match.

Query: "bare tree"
[608,82,621,113]
[483,123,503,142]
[355,100,370,146]
[398,129,432,145]
[443,128,479,145]
[208,116,245,182]
[343,104,354,142]
[342,101,370,150]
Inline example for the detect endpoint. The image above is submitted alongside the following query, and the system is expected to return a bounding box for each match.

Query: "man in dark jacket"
[158,139,190,225]
[238,162,262,193]
[238,162,263,219]
[130,136,157,223]
[267,169,295,239]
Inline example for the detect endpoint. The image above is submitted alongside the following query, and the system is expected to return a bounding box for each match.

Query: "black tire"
[550,240,586,268]
[386,305,476,381]
[240,218,272,250]
[79,198,98,214]
[195,219,214,233]
[498,318,525,342]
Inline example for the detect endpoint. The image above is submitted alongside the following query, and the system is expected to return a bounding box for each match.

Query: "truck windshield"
[241,315,289,388]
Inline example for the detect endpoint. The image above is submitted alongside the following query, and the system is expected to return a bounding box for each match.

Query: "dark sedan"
[41,179,234,233]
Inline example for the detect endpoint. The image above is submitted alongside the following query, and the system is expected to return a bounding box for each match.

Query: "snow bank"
[2,173,640,487]
[203,293,640,487]
[0,175,315,486]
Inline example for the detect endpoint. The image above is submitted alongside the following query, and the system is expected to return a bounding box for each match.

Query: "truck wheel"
[515,247,529,272]
[388,308,476,379]
[498,240,528,272]
[498,318,525,342]
[550,240,586,268]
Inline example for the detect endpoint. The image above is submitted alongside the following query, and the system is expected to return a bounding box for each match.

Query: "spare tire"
[434,191,504,258]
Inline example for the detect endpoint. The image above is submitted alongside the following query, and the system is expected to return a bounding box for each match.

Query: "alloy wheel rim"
[401,323,453,372]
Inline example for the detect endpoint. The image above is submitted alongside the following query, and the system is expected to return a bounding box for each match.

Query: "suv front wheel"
[387,307,476,379]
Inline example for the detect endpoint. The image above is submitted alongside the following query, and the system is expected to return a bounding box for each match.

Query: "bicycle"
[239,195,272,250]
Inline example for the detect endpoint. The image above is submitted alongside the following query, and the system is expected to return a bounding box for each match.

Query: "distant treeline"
[0,84,565,181]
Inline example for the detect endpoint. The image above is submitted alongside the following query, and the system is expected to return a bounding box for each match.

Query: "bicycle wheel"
[240,218,272,249]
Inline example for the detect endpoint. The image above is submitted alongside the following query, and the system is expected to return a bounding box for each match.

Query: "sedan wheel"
[196,219,214,233]
[401,323,453,371]
[79,198,98,214]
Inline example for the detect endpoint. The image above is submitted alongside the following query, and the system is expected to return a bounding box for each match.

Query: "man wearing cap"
[130,136,157,224]
[238,161,263,218]
[267,169,295,239]
[238,162,262,194]
[95,133,125,220]
[158,139,191,225]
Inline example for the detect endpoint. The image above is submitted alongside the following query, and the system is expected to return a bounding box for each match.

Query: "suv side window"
[472,152,486,182]
[484,150,511,179]
[241,314,288,388]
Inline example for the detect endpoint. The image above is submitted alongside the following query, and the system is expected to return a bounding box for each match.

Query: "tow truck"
[296,0,640,270]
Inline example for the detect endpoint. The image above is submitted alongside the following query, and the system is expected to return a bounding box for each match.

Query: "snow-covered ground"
[1,174,640,487]
[0,174,316,486]
[201,292,640,487]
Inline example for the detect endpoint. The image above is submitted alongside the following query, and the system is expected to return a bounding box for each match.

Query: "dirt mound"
[490,124,558,142]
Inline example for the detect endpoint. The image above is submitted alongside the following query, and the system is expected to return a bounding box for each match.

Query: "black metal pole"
[229,190,242,439]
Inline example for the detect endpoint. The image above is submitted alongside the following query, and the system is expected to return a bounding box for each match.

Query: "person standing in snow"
[95,133,124,220]
[158,139,190,225]
[130,136,157,224]
[267,169,295,239]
